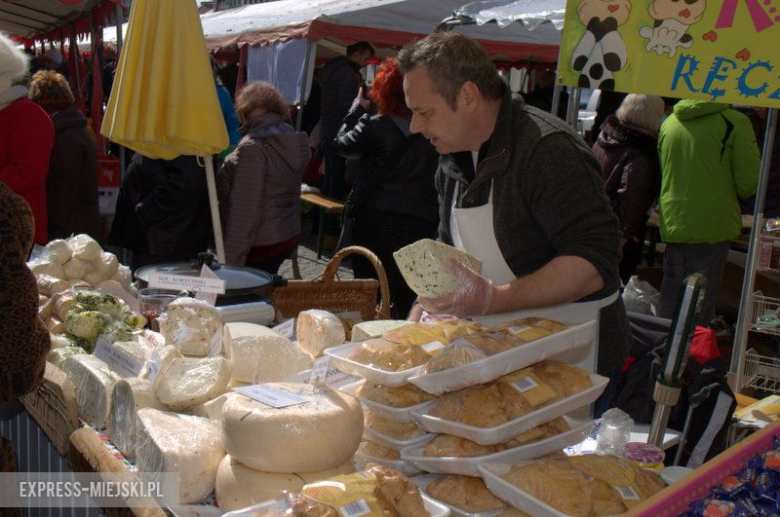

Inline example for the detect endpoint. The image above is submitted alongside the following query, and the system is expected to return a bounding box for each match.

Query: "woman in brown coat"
[217,81,310,274]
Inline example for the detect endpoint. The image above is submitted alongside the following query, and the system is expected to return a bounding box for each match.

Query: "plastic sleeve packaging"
[29,260,66,280]
[215,454,355,513]
[61,354,121,428]
[223,322,313,383]
[296,310,346,358]
[355,382,435,408]
[135,408,225,504]
[424,338,488,374]
[221,384,363,473]
[158,298,223,357]
[107,378,161,460]
[351,320,411,342]
[365,411,426,441]
[36,274,70,297]
[45,239,72,264]
[155,356,230,411]
[47,346,87,368]
[69,234,102,261]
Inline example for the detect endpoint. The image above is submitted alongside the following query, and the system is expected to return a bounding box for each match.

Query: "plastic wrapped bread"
[295,310,346,357]
[351,320,410,342]
[135,408,225,504]
[215,455,355,512]
[157,298,222,357]
[155,357,230,411]
[348,338,430,372]
[427,475,506,514]
[223,322,312,383]
[355,382,435,408]
[365,411,426,441]
[107,378,161,460]
[221,385,363,472]
[61,355,121,428]
[393,238,482,298]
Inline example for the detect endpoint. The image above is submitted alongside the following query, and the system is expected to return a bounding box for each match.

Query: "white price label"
[513,376,539,393]
[309,356,330,385]
[507,324,532,335]
[421,340,445,354]
[615,486,640,501]
[94,338,144,378]
[196,265,220,305]
[148,271,226,294]
[274,318,297,340]
[234,384,310,408]
[207,330,222,357]
[143,348,164,383]
[340,499,371,517]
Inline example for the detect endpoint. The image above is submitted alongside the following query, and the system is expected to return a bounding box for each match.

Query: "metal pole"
[565,87,580,128]
[551,78,562,118]
[204,156,226,264]
[115,1,126,179]
[732,108,779,392]
[295,40,313,131]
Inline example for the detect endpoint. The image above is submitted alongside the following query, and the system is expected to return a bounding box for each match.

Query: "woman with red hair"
[332,57,439,318]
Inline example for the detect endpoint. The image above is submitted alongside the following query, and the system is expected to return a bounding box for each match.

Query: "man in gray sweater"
[399,32,630,383]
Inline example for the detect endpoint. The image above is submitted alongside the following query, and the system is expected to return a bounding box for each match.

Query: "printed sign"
[234,384,310,408]
[148,271,225,295]
[557,0,780,108]
[94,338,144,378]
[196,264,220,305]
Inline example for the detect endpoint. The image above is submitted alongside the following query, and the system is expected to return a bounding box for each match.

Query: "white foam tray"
[407,320,596,395]
[354,444,423,478]
[324,341,426,387]
[401,416,594,476]
[478,462,572,517]
[412,373,608,445]
[222,491,450,517]
[341,380,437,423]
[412,474,507,517]
[363,425,435,452]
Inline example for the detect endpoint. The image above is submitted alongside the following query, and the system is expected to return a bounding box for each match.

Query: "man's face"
[403,66,471,154]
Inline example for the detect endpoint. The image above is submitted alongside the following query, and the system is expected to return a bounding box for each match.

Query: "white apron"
[450,182,618,370]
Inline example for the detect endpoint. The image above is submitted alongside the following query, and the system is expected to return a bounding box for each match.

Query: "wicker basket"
[271,246,391,321]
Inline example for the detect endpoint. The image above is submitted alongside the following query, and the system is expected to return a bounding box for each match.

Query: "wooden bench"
[300,192,345,259]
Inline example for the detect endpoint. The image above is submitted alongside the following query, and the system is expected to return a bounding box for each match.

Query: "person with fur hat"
[0,32,55,245]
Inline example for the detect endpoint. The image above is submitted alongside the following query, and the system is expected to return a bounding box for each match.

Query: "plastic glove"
[418,258,494,317]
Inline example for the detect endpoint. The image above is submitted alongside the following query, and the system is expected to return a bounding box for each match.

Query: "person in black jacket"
[109,153,211,270]
[332,57,439,318]
[318,41,374,200]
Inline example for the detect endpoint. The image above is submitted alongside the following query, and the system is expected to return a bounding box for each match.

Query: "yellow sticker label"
[302,472,385,517]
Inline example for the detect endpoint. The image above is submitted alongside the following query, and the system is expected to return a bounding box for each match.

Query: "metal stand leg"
[317,207,325,259]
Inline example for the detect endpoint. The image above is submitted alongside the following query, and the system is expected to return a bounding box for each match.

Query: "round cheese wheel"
[222,385,363,473]
[215,455,354,512]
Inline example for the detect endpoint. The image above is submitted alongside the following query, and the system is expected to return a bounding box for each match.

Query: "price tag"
[323,368,362,388]
[196,265,220,305]
[274,318,297,341]
[513,376,539,393]
[148,271,226,295]
[94,337,144,378]
[207,330,223,357]
[421,341,445,354]
[340,500,371,517]
[615,486,640,501]
[234,384,310,408]
[309,356,330,385]
[143,348,164,383]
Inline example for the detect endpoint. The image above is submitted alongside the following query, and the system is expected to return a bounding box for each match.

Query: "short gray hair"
[616,94,665,133]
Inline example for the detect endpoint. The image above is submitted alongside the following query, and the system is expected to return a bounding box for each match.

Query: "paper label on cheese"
[195,264,220,305]
[234,384,310,408]
[94,337,143,378]
[149,271,226,294]
[143,348,164,382]
[309,356,330,385]
[274,318,297,340]
[420,340,445,355]
[207,329,222,357]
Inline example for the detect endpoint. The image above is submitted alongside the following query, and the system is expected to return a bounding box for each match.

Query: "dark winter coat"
[591,115,660,242]
[217,114,310,266]
[46,104,101,241]
[0,180,49,405]
[109,153,211,260]
[318,56,362,148]
[331,104,439,224]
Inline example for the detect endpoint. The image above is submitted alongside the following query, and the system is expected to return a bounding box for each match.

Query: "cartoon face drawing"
[571,0,633,90]
[640,0,707,57]
[648,0,706,25]
[577,0,633,27]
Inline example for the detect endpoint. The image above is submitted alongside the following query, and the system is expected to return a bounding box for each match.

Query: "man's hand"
[353,87,371,110]
[418,259,494,317]
[407,302,424,322]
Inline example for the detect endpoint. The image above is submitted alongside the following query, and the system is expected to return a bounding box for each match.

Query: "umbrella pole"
[204,155,226,264]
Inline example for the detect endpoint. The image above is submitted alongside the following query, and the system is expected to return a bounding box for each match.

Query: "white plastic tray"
[412,474,507,517]
[222,491,451,517]
[412,374,608,445]
[324,341,426,387]
[354,444,423,477]
[363,425,435,452]
[341,380,437,423]
[478,462,571,517]
[401,416,594,476]
[407,320,596,395]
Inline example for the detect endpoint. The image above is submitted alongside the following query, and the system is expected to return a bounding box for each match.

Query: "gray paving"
[277,218,355,280]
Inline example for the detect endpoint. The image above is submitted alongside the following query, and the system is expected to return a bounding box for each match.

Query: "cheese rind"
[107,378,160,460]
[223,323,312,383]
[221,385,363,472]
[295,310,346,358]
[61,355,120,428]
[135,408,225,504]
[155,357,230,411]
[157,298,222,357]
[215,455,355,512]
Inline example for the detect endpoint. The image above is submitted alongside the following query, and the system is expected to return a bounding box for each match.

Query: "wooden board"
[19,363,78,455]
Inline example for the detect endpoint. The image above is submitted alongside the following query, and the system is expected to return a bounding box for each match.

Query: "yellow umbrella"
[102,0,229,261]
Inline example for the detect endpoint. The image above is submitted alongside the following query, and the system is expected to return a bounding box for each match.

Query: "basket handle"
[321,246,391,319]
